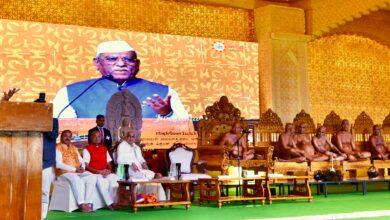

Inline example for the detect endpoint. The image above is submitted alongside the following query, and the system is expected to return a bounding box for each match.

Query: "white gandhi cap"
[95,40,135,57]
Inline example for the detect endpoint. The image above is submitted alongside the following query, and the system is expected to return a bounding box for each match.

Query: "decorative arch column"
[254,5,312,123]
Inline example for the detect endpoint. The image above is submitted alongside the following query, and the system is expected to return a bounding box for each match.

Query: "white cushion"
[169,147,193,173]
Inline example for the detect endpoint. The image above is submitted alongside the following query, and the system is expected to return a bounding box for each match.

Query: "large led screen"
[0,19,259,149]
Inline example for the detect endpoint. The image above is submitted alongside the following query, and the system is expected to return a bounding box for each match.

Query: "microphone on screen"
[56,75,112,118]
[102,74,114,80]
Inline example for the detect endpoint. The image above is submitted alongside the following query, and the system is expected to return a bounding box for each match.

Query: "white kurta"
[55,149,97,205]
[116,141,166,201]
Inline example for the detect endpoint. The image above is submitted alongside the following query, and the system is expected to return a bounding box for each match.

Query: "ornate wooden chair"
[323,111,343,141]
[293,109,316,138]
[253,109,282,153]
[382,113,390,147]
[167,143,210,180]
[167,143,211,201]
[353,111,374,152]
[197,96,270,175]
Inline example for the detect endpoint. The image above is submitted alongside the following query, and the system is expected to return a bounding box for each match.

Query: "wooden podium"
[0,101,53,220]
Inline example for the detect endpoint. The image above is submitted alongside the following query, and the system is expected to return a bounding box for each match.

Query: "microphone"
[56,75,112,118]
[242,130,251,134]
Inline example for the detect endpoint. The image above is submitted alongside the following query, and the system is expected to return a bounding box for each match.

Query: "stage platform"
[46,184,390,220]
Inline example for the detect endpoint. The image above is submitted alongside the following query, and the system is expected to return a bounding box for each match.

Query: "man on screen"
[53,40,189,119]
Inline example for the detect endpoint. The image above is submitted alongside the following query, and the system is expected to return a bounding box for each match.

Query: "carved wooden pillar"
[254,5,312,123]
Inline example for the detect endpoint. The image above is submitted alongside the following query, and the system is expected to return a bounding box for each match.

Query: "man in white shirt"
[116,130,166,201]
[83,130,120,210]
[55,130,97,212]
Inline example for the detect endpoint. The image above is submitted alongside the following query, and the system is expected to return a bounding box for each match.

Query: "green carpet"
[47,184,390,220]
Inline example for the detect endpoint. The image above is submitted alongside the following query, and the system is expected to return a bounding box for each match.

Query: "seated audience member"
[219,121,255,160]
[116,130,166,201]
[42,118,59,219]
[312,126,346,161]
[369,125,390,160]
[56,130,97,213]
[294,123,328,162]
[275,123,306,162]
[83,131,120,210]
[1,88,20,101]
[88,114,112,151]
[334,119,371,161]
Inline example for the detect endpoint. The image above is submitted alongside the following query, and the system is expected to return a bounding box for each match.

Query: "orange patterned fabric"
[55,143,81,176]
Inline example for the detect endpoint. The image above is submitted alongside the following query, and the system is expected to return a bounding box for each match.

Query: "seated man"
[275,123,305,162]
[312,126,346,161]
[116,130,166,201]
[219,121,254,160]
[369,124,390,160]
[83,130,120,210]
[294,123,328,162]
[334,119,371,161]
[56,130,97,213]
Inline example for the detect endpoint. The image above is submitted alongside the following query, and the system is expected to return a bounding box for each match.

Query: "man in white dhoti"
[55,130,97,212]
[83,130,120,210]
[116,130,166,201]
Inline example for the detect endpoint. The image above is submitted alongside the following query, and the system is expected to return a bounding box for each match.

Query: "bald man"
[334,119,371,161]
[275,123,306,162]
[369,125,390,160]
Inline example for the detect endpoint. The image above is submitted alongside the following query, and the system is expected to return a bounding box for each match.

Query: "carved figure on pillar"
[105,89,142,145]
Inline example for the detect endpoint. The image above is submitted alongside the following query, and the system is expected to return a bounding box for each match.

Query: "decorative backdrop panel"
[0,0,255,42]
[308,34,390,124]
[0,19,259,119]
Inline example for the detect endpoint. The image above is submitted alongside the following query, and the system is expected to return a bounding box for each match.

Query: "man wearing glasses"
[53,40,189,119]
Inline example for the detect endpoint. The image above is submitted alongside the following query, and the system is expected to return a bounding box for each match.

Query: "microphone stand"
[234,131,246,197]
[56,75,112,118]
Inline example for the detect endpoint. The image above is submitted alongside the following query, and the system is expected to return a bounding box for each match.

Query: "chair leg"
[190,183,195,202]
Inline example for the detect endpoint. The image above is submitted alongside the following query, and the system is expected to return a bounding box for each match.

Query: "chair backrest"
[382,113,390,145]
[253,109,283,147]
[353,111,374,152]
[198,96,248,146]
[167,143,194,174]
[323,111,342,141]
[293,109,316,137]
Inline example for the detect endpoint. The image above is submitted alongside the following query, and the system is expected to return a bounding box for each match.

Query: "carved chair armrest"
[192,160,208,173]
